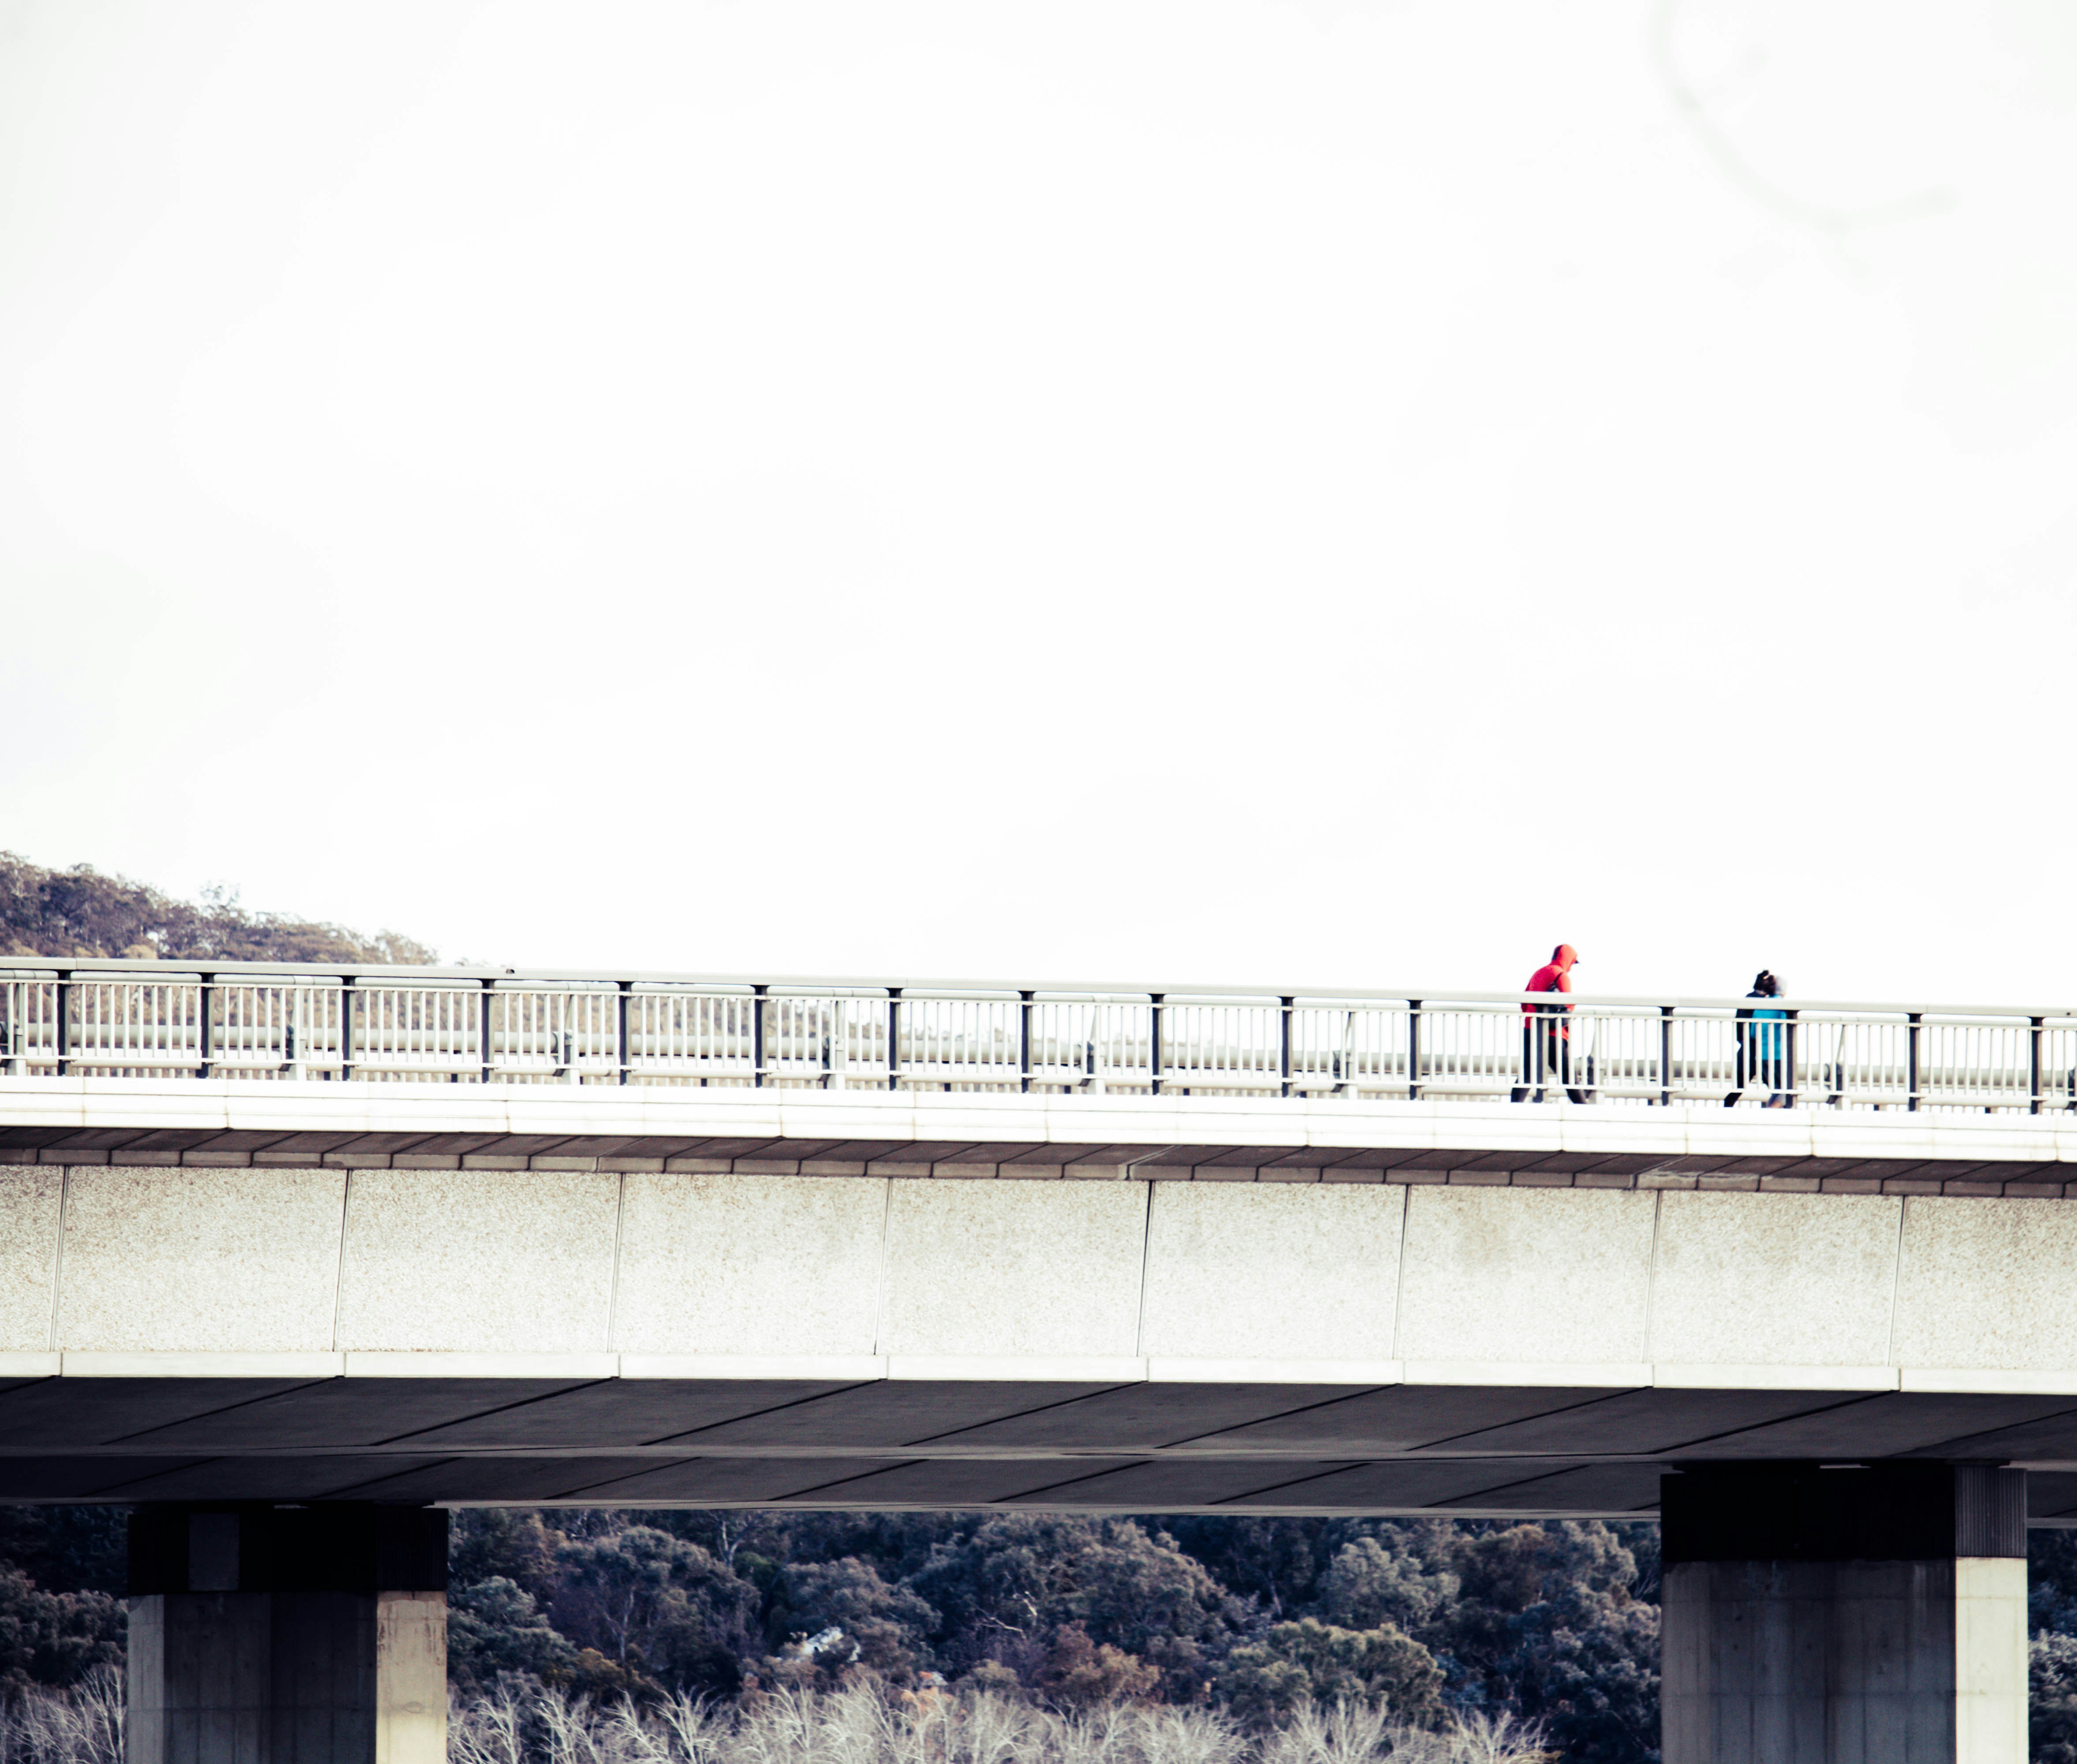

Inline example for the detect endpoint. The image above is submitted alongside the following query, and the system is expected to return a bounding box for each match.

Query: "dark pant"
[1726,1036,1786,1106]
[1513,1019,1587,1103]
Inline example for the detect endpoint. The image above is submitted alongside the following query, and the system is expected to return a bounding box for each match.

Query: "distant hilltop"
[0,850,432,967]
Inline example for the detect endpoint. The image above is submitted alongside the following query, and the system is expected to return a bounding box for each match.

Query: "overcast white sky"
[2,0,2073,1005]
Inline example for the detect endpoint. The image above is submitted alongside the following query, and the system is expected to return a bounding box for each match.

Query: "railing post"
[616,981,631,1086]
[1659,1005,1673,1107]
[54,971,70,1077]
[1280,997,1293,1099]
[197,975,213,1080]
[1407,1000,1421,1102]
[824,1000,847,1091]
[1907,1012,1922,1111]
[340,976,356,1083]
[1018,991,1032,1095]
[2031,1017,2044,1116]
[1150,995,1164,1096]
[4,980,21,1077]
[479,982,495,1085]
[1783,1011,1799,1109]
[751,986,766,1088]
[887,991,901,1092]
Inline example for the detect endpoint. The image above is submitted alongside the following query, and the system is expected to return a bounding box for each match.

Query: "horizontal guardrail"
[0,960,2072,1114]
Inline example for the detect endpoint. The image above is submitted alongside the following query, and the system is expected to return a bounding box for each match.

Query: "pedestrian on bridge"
[1512,943,1588,1103]
[1727,969,1789,1107]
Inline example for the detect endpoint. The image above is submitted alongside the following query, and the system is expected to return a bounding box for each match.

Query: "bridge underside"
[5,1372,2077,1518]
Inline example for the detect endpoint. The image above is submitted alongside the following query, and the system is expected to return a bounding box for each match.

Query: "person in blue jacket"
[1727,969,1788,1107]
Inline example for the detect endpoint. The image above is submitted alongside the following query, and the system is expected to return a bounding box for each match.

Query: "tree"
[1214,1618,1442,1729]
[1033,1623,1160,1708]
[1319,1534,1458,1634]
[908,1515,1240,1694]
[549,1525,758,1696]
[1431,1523,1659,1764]
[2034,1631,2077,1764]
[447,1577,576,1690]
[0,1564,126,1691]
[761,1556,939,1683]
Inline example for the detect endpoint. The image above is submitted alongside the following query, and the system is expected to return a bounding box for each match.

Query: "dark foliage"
[0,1565,125,1692]
[437,1510,1661,1757]
[0,852,436,965]
[0,1509,127,1598]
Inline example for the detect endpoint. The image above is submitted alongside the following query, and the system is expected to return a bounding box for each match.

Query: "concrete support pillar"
[1662,1463,2027,1764]
[127,1504,448,1764]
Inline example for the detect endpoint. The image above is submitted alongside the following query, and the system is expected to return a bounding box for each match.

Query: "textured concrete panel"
[1662,1558,2005,1764]
[1894,1198,2077,1372]
[337,1170,618,1353]
[55,1166,344,1353]
[0,1167,60,1351]
[614,1173,885,1355]
[1395,1187,1655,1364]
[1140,1183,1401,1359]
[376,1592,448,1764]
[1955,1557,2027,1764]
[1650,1192,1903,1368]
[879,1180,1147,1357]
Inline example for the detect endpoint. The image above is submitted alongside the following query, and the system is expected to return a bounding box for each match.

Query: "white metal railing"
[0,959,2073,1113]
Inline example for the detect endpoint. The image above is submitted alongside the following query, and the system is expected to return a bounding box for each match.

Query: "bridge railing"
[1,962,2073,1113]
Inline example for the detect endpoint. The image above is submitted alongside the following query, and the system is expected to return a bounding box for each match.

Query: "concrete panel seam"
[331,1168,352,1354]
[1388,1181,1411,1359]
[870,1176,894,1356]
[606,1171,627,1352]
[1886,1191,1910,1369]
[1133,1180,1154,1358]
[1640,1188,1664,1362]
[46,1166,70,1353]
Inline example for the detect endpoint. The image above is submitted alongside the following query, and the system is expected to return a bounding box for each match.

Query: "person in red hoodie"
[1511,943,1587,1103]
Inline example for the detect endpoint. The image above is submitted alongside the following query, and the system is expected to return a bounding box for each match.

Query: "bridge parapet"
[4,959,2074,1113]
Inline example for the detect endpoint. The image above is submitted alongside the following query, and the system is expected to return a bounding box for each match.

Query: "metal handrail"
[0,959,2072,1113]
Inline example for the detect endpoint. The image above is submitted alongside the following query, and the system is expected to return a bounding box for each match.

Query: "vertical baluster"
[1906,1013,1922,1111]
[196,975,213,1079]
[1150,995,1164,1096]
[1279,997,1293,1099]
[616,981,631,1086]
[1407,1000,1422,1102]
[2031,1016,2044,1116]
[54,971,70,1076]
[341,976,357,1083]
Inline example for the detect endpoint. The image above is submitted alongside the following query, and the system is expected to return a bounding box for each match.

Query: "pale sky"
[2,0,2073,1007]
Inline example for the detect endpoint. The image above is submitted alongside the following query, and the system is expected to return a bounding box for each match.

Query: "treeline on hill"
[0,851,434,965]
[4,1503,2077,1762]
[0,1506,1662,1758]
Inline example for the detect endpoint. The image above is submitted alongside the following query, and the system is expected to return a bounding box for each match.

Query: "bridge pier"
[1662,1464,2028,1764]
[127,1505,448,1764]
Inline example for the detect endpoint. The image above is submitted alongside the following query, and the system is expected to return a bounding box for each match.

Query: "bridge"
[4,958,2075,1763]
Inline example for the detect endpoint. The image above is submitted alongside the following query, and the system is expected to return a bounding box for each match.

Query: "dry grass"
[448,1686,1551,1764]
[0,1669,123,1764]
[0,1677,1548,1764]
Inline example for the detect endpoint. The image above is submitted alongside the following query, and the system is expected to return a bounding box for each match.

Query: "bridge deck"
[3,1078,2077,1518]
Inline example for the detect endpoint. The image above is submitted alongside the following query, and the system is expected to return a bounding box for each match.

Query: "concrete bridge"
[4,958,2077,1763]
